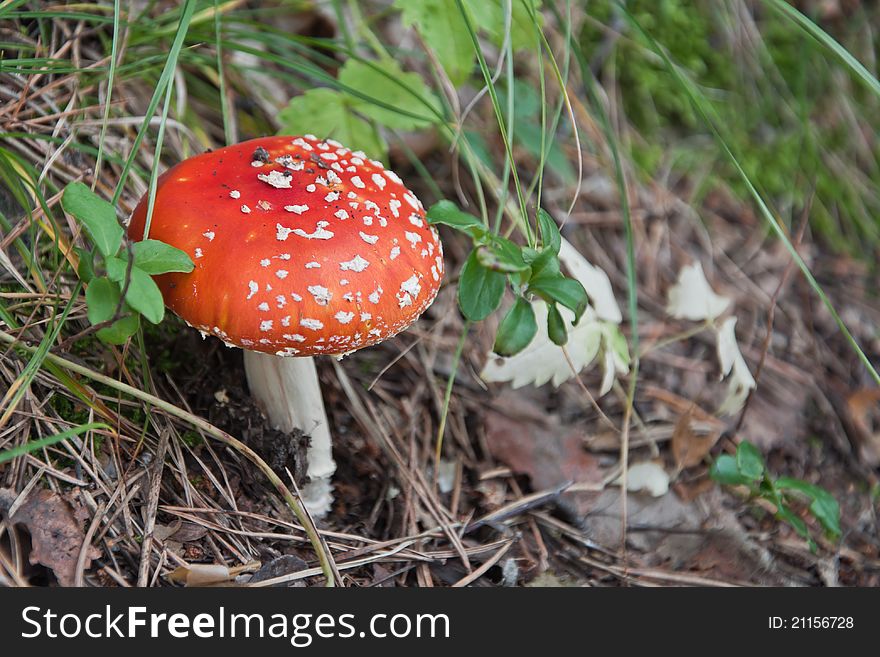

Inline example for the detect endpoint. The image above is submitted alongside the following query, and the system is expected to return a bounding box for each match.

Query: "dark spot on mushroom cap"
[252,146,270,163]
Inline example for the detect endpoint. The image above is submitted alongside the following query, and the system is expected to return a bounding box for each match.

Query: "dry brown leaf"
[671,407,721,470]
[4,488,100,586]
[845,388,880,466]
[166,562,259,586]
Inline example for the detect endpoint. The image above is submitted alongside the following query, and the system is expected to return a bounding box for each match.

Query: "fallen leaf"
[613,461,670,497]
[845,388,880,466]
[666,262,730,321]
[671,407,721,470]
[3,488,100,586]
[559,239,622,323]
[483,393,603,493]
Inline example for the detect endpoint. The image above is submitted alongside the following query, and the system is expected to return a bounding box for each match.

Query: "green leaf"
[277,88,386,160]
[61,182,123,258]
[775,504,810,541]
[339,58,441,131]
[458,249,505,321]
[529,275,588,323]
[478,238,529,273]
[494,297,537,356]
[85,276,120,325]
[124,266,165,324]
[75,246,95,283]
[105,256,127,283]
[133,239,194,274]
[736,441,765,481]
[426,200,487,239]
[546,302,568,346]
[463,0,543,52]
[97,312,140,345]
[776,477,841,538]
[397,0,475,85]
[709,454,755,487]
[537,208,561,255]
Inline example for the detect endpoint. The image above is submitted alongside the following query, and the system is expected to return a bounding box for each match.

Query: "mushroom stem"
[243,351,335,517]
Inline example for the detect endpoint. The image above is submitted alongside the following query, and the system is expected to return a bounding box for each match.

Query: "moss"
[581,0,880,257]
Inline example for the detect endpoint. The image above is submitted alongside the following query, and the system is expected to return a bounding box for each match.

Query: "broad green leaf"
[124,266,165,324]
[775,504,810,540]
[464,0,543,52]
[397,0,475,85]
[133,239,194,274]
[546,302,567,346]
[278,88,386,160]
[74,246,95,283]
[86,276,120,324]
[458,249,505,321]
[426,200,487,239]
[494,296,537,356]
[339,59,440,131]
[478,238,529,273]
[537,208,561,255]
[61,182,124,258]
[709,454,754,487]
[776,477,841,538]
[105,256,127,283]
[736,441,765,481]
[529,275,587,323]
[97,312,140,345]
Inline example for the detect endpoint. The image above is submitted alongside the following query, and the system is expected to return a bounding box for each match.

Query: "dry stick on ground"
[0,328,341,586]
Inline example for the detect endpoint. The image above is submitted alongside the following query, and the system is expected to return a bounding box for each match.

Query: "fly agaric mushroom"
[128,135,444,516]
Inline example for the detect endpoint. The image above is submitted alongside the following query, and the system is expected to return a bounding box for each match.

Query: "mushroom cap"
[128,135,444,357]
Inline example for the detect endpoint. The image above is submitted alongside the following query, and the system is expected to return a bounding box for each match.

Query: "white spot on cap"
[307,285,332,305]
[300,318,324,330]
[340,255,370,272]
[390,245,401,260]
[360,232,378,244]
[368,287,383,304]
[351,176,366,189]
[334,209,349,220]
[229,190,241,199]
[258,302,270,311]
[260,259,270,267]
[284,204,309,214]
[385,170,403,185]
[404,192,420,210]
[400,274,421,299]
[335,311,355,324]
[306,184,316,192]
[408,214,424,228]
[389,200,401,217]
[194,248,203,258]
[257,200,272,211]
[257,170,292,188]
[276,269,288,279]
[260,320,273,331]
[362,216,373,226]
[291,292,303,301]
[292,137,313,151]
[276,295,287,308]
[360,312,372,322]
[320,152,338,161]
[283,333,306,342]
[324,191,340,202]
[241,204,251,214]
[281,316,291,326]
[247,281,258,299]
[405,231,422,248]
[293,221,334,240]
[305,261,320,269]
[203,230,215,241]
[371,173,386,189]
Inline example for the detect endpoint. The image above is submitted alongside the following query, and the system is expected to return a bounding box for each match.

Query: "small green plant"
[61,182,193,345]
[426,201,587,356]
[711,441,841,550]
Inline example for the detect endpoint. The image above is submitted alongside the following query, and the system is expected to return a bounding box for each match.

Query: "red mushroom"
[128,135,444,515]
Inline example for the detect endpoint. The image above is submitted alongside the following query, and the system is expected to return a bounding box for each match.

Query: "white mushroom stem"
[243,351,335,517]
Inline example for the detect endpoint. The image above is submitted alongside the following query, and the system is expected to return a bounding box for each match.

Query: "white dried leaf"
[714,316,756,415]
[614,461,670,497]
[559,239,622,323]
[716,316,739,377]
[666,262,731,321]
[482,303,602,389]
